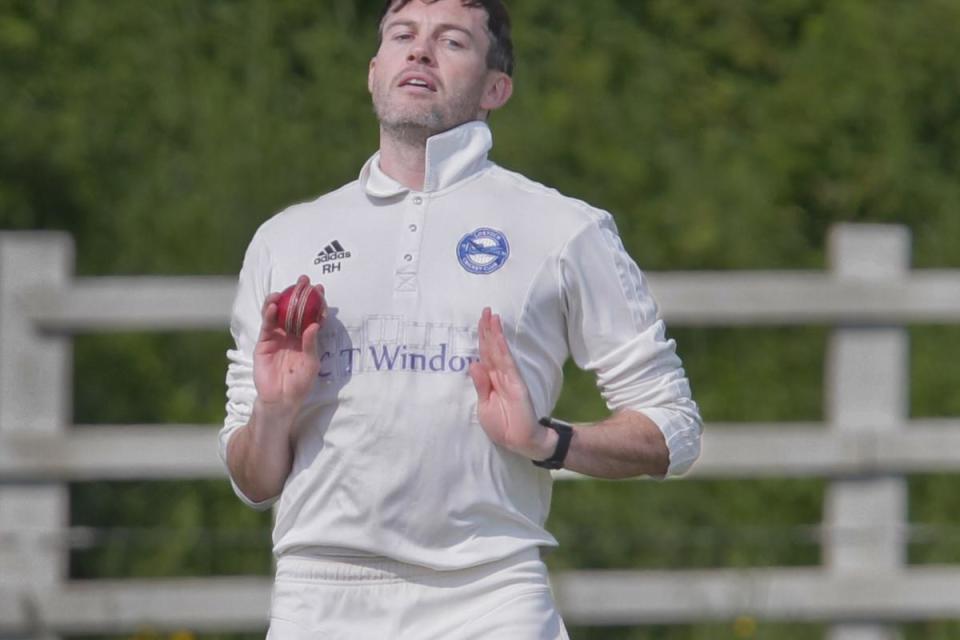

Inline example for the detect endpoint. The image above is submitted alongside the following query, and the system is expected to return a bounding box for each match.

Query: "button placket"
[395,193,428,294]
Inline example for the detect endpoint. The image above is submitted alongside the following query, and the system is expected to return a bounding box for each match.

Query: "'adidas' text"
[314,240,352,273]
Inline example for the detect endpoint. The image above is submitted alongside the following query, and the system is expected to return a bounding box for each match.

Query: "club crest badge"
[457,227,510,274]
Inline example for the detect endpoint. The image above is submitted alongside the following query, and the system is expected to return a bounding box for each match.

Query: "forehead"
[382,0,488,33]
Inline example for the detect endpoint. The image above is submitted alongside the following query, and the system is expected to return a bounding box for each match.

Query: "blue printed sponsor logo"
[457,227,509,275]
[318,343,478,378]
[314,316,480,380]
[367,342,477,372]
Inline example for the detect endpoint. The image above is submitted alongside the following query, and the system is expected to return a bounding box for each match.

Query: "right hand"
[253,275,326,415]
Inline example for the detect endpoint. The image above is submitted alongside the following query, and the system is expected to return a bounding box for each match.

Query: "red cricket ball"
[276,280,324,337]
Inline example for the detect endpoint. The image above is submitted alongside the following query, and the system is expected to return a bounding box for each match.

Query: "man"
[219,0,702,638]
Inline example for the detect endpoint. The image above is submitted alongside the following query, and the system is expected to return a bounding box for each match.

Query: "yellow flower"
[733,615,757,638]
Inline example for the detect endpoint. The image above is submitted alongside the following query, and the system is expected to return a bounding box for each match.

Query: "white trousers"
[266,548,569,639]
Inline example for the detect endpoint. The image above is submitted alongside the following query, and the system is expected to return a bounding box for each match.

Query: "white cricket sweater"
[220,121,702,570]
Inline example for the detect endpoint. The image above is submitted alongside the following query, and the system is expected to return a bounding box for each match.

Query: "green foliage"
[73,333,230,424]
[71,480,272,579]
[546,477,823,571]
[565,622,824,640]
[3,1,960,638]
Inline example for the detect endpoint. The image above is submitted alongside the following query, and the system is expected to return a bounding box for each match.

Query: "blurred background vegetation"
[3,0,960,638]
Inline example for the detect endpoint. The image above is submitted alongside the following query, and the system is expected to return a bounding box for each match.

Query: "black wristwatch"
[532,417,574,469]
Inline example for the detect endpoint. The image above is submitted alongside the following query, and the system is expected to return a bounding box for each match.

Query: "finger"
[259,297,282,341]
[261,291,281,318]
[488,313,520,374]
[468,362,492,401]
[477,307,494,364]
[301,321,321,359]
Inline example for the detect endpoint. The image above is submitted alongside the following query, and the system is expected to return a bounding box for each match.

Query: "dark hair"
[377,0,514,77]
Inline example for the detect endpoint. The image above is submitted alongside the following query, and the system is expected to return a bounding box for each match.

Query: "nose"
[406,42,434,66]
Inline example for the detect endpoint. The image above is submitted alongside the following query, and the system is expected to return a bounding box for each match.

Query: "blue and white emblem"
[457,227,510,274]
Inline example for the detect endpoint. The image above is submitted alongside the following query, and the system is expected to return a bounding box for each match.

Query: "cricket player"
[220,0,703,637]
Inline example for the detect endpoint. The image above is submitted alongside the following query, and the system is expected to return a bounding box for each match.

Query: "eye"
[392,32,414,42]
[442,37,464,49]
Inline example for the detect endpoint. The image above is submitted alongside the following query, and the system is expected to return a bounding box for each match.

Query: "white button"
[404,254,413,261]
[408,224,418,232]
[412,196,423,205]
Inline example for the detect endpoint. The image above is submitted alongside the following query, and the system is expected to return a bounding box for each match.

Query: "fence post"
[824,225,909,640]
[0,233,73,639]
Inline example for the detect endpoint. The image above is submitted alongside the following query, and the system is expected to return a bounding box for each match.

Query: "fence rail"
[4,420,960,483]
[18,271,960,330]
[6,567,960,635]
[2,224,958,639]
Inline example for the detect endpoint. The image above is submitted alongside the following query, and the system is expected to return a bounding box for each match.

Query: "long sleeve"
[219,229,279,510]
[560,214,702,476]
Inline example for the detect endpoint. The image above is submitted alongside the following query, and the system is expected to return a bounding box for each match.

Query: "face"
[369,0,512,140]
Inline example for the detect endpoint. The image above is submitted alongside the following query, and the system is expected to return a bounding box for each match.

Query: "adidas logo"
[314,240,352,273]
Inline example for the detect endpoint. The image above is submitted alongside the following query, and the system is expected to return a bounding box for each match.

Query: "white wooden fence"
[2,224,960,639]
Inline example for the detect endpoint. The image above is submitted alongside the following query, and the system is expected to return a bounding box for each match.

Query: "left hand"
[468,308,557,460]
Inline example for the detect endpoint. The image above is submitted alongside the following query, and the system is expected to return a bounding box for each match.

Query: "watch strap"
[532,417,574,469]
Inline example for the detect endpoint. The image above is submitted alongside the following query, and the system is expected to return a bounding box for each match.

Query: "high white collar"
[360,121,493,198]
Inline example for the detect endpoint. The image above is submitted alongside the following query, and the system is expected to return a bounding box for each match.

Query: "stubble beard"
[375,103,445,147]
[373,84,484,147]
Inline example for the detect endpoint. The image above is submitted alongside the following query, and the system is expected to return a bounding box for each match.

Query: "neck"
[378,125,432,191]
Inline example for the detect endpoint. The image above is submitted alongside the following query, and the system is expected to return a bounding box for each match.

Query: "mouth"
[398,74,438,92]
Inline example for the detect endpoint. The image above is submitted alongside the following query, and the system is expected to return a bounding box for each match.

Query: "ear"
[480,72,513,112]
[368,57,377,95]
